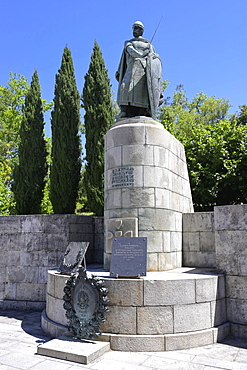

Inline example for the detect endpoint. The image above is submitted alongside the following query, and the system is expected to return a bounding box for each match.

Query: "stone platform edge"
[0,299,45,311]
[41,310,230,352]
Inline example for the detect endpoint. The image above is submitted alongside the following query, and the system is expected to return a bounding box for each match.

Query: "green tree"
[41,136,53,214]
[234,105,247,125]
[82,41,114,216]
[50,46,81,214]
[158,85,247,210]
[158,84,231,140]
[0,74,28,215]
[0,160,15,215]
[12,70,48,214]
[0,73,29,165]
[183,120,247,210]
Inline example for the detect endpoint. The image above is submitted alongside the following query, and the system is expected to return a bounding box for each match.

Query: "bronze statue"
[116,21,163,119]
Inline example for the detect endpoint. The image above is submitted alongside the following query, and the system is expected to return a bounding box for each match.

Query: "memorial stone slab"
[110,237,147,277]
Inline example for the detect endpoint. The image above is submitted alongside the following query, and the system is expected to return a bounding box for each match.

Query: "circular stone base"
[42,267,230,351]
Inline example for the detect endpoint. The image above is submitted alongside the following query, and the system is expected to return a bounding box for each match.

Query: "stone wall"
[1,205,247,340]
[214,205,247,340]
[183,204,247,339]
[0,215,103,305]
[183,212,215,268]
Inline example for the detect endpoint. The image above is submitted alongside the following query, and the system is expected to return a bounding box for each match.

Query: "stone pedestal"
[42,268,229,352]
[104,117,193,271]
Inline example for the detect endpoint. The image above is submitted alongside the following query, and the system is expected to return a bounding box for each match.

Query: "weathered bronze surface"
[63,267,109,340]
[58,242,89,274]
[116,21,163,119]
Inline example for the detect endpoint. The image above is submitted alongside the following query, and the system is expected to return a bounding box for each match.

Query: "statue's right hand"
[115,71,120,81]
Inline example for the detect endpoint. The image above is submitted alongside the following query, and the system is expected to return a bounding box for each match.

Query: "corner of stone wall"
[182,212,216,268]
[67,215,104,265]
[214,204,247,330]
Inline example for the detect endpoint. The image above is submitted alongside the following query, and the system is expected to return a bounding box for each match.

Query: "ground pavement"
[0,310,247,370]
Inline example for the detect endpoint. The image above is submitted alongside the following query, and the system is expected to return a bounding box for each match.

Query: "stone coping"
[86,266,225,280]
[111,116,164,129]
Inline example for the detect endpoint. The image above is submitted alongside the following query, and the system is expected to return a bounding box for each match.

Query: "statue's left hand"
[115,71,120,81]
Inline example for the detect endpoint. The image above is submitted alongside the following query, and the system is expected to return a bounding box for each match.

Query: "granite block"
[174,302,211,333]
[137,306,173,334]
[100,306,137,335]
[104,278,143,306]
[110,334,165,352]
[144,278,195,306]
[165,329,214,351]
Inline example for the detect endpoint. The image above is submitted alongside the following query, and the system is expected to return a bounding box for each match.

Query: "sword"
[151,16,163,42]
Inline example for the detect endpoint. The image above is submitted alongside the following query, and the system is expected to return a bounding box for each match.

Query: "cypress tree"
[13,70,47,214]
[50,46,81,214]
[82,41,114,216]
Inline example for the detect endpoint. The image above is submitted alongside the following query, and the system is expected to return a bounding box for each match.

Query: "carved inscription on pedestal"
[112,167,134,187]
[106,218,138,254]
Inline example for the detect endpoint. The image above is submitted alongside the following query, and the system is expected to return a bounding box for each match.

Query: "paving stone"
[0,311,247,369]
[141,355,197,369]
[191,355,241,369]
[0,351,44,369]
[29,359,75,369]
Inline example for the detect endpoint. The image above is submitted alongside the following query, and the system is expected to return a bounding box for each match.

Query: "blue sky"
[1,0,247,136]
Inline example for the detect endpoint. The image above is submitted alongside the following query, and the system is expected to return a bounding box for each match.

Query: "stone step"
[37,335,110,365]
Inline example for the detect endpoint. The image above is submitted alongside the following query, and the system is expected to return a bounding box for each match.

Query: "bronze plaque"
[58,242,89,274]
[110,237,147,277]
[73,278,99,321]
